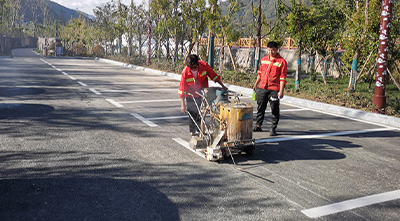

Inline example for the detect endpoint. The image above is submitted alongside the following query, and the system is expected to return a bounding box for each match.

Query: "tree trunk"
[227,45,236,71]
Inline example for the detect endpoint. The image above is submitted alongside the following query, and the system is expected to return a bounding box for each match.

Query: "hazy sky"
[52,0,145,16]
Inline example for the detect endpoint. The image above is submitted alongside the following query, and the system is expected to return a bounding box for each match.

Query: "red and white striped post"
[373,0,392,113]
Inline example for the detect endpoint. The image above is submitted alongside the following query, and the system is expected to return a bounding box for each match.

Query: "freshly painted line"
[77,81,87,87]
[252,108,306,114]
[255,127,390,145]
[302,189,400,218]
[100,88,177,92]
[130,113,158,127]
[68,75,77,80]
[50,65,56,68]
[172,138,206,159]
[56,68,62,72]
[106,99,123,108]
[89,88,101,95]
[61,72,68,76]
[147,115,188,120]
[283,102,398,130]
[119,99,180,104]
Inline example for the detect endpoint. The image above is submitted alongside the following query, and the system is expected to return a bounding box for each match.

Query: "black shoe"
[269,128,277,136]
[253,126,262,132]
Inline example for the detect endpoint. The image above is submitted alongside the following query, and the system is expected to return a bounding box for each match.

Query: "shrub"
[72,43,87,57]
[92,45,105,58]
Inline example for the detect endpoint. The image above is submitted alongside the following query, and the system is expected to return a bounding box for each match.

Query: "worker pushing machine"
[179,54,228,137]
[178,54,255,161]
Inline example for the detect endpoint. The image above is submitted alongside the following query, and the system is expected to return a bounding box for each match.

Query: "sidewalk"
[98,58,400,130]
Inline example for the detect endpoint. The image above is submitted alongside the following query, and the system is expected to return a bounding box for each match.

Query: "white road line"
[130,113,158,127]
[255,127,390,145]
[119,99,181,104]
[101,88,177,92]
[68,76,77,80]
[89,88,101,95]
[77,81,87,87]
[147,115,188,120]
[106,99,123,108]
[56,68,62,72]
[61,72,68,76]
[283,102,398,130]
[302,189,400,218]
[253,108,306,114]
[172,138,206,159]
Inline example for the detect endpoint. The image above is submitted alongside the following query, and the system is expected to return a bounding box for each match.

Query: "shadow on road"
[0,177,179,221]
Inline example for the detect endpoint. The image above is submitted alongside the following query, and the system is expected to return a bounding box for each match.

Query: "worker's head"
[186,54,199,71]
[267,41,279,58]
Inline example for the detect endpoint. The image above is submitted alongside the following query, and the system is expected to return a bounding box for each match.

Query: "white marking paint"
[77,81,87,87]
[147,115,188,121]
[101,88,177,92]
[89,88,101,95]
[105,99,123,108]
[130,113,158,127]
[255,128,389,145]
[56,68,62,72]
[253,108,306,114]
[61,72,68,76]
[68,76,77,80]
[172,138,206,159]
[119,99,181,104]
[302,189,400,218]
[283,103,398,130]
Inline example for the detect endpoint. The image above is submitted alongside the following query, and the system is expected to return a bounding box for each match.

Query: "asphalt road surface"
[0,48,399,221]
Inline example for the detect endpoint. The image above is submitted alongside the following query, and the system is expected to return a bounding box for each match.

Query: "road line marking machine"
[187,87,255,161]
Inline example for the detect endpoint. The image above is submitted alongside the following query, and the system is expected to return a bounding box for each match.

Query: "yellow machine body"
[219,102,253,146]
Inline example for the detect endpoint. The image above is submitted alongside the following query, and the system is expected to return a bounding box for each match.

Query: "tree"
[334,0,382,92]
[278,0,310,91]
[305,0,346,82]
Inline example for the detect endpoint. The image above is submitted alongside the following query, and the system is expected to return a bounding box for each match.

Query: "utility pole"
[373,0,392,113]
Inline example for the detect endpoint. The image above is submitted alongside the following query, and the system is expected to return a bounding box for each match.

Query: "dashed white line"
[68,75,77,80]
[302,189,400,218]
[77,81,87,87]
[130,113,158,127]
[106,99,123,107]
[89,88,101,95]
[61,72,68,76]
[147,115,188,120]
[119,99,181,104]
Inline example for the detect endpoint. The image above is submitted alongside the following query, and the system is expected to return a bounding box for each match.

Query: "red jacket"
[178,60,221,98]
[257,54,287,91]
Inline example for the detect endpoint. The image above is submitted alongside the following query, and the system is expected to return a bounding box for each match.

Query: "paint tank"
[220,102,253,142]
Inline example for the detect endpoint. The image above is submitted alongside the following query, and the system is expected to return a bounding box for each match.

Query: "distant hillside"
[221,0,312,36]
[22,0,93,24]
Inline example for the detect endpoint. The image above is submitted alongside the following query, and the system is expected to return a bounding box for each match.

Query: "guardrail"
[199,37,296,49]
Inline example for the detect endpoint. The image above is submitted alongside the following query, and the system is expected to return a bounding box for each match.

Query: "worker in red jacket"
[252,41,287,136]
[179,54,227,137]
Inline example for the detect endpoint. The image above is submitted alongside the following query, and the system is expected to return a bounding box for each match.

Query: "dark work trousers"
[255,88,280,129]
[186,97,202,134]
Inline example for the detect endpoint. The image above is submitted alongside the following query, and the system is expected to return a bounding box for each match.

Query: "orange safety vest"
[178,60,220,98]
[257,54,287,91]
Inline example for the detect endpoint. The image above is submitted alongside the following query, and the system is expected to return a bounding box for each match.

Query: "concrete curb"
[97,58,400,129]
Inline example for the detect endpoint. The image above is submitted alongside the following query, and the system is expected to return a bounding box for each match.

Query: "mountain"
[22,0,94,24]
